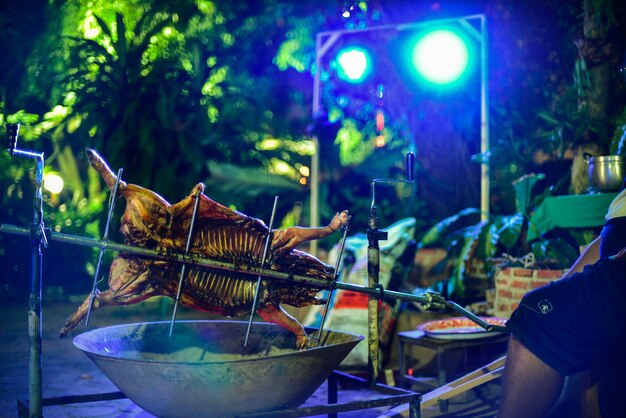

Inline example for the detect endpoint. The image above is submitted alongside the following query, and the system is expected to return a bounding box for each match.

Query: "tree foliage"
[1,0,625,295]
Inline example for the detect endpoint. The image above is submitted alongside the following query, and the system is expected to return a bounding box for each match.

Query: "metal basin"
[73,320,363,417]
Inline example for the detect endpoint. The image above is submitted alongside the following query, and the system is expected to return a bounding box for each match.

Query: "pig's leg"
[59,284,162,337]
[257,303,309,350]
[60,258,161,337]
[59,291,103,337]
[59,288,121,337]
[85,148,127,192]
[271,210,350,251]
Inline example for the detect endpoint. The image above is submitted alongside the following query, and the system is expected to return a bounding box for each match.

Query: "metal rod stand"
[367,203,388,385]
[366,153,415,385]
[6,123,46,418]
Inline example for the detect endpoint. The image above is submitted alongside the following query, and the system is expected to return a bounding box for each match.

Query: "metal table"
[397,329,508,411]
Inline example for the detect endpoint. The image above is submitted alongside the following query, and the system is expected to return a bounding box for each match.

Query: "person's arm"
[562,235,601,278]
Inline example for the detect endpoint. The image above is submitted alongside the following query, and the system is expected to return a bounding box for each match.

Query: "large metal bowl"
[73,320,363,417]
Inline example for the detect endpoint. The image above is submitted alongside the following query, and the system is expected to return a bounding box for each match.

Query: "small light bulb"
[43,173,64,194]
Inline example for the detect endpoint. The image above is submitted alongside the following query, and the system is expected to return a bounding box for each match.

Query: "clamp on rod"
[7,123,19,156]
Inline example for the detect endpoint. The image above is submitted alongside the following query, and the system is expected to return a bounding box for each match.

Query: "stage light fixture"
[335,46,372,84]
[411,29,469,85]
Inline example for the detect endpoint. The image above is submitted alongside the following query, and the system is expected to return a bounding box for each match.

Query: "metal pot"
[587,155,626,192]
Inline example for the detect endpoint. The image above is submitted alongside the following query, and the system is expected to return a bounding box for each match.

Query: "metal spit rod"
[169,189,203,336]
[85,168,123,326]
[0,222,456,311]
[447,299,509,333]
[244,196,279,347]
[313,222,349,347]
[0,223,508,333]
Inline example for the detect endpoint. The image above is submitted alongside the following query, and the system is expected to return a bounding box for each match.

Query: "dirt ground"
[0,295,501,418]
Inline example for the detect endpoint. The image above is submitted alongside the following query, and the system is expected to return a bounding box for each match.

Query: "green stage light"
[335,46,372,84]
[411,29,469,85]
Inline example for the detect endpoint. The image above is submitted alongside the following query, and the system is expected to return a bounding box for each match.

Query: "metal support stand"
[6,123,47,418]
[16,373,421,418]
[17,392,126,418]
[367,204,387,384]
[235,371,421,418]
[367,152,415,384]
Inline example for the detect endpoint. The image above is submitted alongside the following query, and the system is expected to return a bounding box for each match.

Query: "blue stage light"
[411,29,469,85]
[335,46,372,84]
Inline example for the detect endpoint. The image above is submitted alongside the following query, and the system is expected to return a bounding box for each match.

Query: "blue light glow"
[411,29,469,85]
[335,47,372,84]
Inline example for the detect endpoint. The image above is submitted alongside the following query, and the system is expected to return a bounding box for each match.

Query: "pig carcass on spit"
[60,149,350,348]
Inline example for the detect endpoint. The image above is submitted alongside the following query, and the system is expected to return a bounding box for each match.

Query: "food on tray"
[418,316,507,340]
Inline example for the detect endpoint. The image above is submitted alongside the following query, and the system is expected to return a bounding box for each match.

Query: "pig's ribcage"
[158,220,271,316]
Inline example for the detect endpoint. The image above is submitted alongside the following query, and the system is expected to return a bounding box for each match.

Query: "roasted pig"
[60,149,350,348]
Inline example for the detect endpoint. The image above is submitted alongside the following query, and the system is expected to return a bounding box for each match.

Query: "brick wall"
[494,267,565,318]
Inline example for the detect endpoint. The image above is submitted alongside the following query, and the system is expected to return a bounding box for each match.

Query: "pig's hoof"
[329,210,350,231]
[296,335,310,350]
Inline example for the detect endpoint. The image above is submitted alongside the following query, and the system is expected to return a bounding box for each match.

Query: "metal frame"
[5,123,46,418]
[310,14,490,255]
